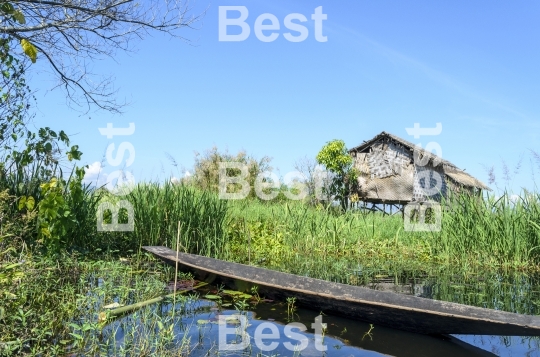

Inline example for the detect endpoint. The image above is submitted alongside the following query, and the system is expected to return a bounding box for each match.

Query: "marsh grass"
[220,191,540,279]
[437,191,540,269]
[95,183,540,287]
[22,179,538,276]
[94,182,228,257]
[424,271,540,315]
[32,182,540,301]
[0,252,205,356]
[70,260,207,357]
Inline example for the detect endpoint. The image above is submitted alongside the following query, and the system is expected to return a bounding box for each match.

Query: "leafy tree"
[190,146,272,198]
[0,39,88,253]
[0,39,31,151]
[1,0,202,112]
[316,139,358,211]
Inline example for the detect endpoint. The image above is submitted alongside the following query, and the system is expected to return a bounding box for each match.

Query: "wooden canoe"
[143,246,540,336]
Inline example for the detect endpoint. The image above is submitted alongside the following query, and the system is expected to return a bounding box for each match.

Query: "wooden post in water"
[244,218,251,265]
[248,221,251,265]
[173,221,181,319]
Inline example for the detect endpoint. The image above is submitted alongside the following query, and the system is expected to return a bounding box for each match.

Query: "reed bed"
[60,182,540,275]
[221,191,540,276]
[92,182,229,257]
[13,177,533,275]
[437,192,540,269]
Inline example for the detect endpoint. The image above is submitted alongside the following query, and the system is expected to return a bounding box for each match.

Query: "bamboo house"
[349,132,490,211]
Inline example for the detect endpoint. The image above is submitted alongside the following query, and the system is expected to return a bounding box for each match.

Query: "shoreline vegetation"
[89,181,540,275]
[2,146,540,355]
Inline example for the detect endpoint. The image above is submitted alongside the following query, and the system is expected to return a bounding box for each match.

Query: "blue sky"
[28,1,540,193]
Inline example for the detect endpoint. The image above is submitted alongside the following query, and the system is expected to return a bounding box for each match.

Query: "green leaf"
[59,130,69,143]
[69,333,83,341]
[4,292,17,299]
[18,196,26,210]
[25,196,35,210]
[20,39,37,63]
[224,317,241,325]
[0,3,15,14]
[67,145,82,161]
[529,220,540,231]
[2,263,22,270]
[13,10,25,24]
[204,294,221,300]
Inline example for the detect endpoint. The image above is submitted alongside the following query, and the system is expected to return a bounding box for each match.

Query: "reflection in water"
[102,295,538,357]
[99,269,540,356]
[453,335,540,357]
[337,269,540,316]
[251,303,499,357]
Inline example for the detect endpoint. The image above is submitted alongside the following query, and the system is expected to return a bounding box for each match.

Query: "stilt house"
[348,132,490,209]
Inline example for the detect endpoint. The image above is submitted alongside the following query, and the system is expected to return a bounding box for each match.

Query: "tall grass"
[224,199,428,280]
[218,191,540,277]
[92,182,229,257]
[437,192,540,269]
[60,182,540,274]
[127,182,228,256]
[11,169,537,274]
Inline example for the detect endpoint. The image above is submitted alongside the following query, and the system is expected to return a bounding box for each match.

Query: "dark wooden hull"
[143,246,540,336]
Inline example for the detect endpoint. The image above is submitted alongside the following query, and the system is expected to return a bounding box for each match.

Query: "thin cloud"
[336,25,533,122]
[83,161,108,187]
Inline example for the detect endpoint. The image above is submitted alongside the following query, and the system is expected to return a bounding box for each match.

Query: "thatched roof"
[349,131,491,191]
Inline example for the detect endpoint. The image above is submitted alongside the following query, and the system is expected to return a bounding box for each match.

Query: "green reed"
[219,191,540,276]
[90,182,229,257]
[436,191,540,269]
